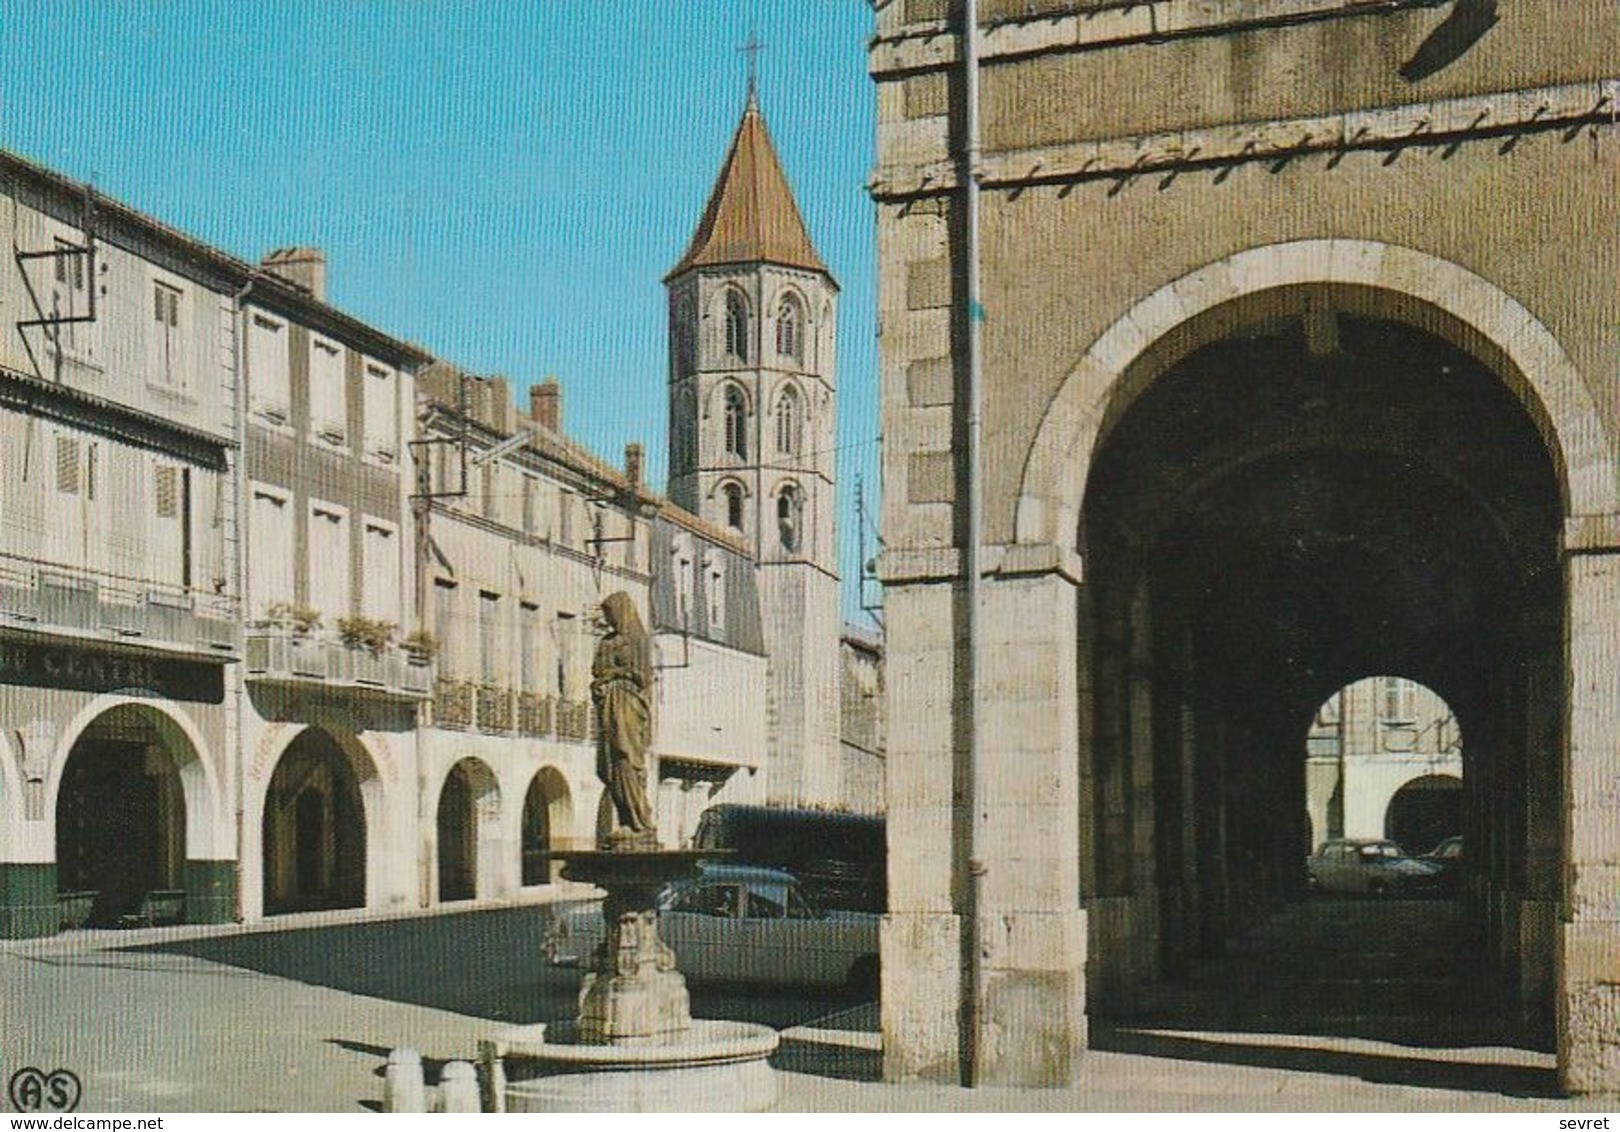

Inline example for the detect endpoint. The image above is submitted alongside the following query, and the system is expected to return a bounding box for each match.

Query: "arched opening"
[1386,775,1464,856]
[775,384,802,457]
[723,291,749,364]
[262,728,368,915]
[776,293,803,363]
[1078,301,1563,1050]
[437,757,500,902]
[1305,676,1463,855]
[55,704,191,927]
[521,767,571,886]
[723,384,748,460]
[721,481,745,532]
[777,484,802,553]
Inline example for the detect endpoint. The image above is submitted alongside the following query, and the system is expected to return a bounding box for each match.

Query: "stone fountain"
[476,594,778,1112]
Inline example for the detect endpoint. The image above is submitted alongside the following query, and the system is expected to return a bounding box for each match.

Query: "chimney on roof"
[261,247,327,302]
[625,443,644,489]
[531,376,561,432]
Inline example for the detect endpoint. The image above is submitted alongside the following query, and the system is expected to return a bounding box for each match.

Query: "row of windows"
[248,486,400,624]
[722,290,814,366]
[45,234,194,393]
[668,539,728,637]
[434,582,590,695]
[725,385,804,459]
[425,443,638,569]
[247,311,399,463]
[712,481,805,551]
[0,418,222,597]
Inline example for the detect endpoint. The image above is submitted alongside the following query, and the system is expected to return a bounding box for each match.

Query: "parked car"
[541,863,881,991]
[1306,838,1445,896]
[1421,835,1464,893]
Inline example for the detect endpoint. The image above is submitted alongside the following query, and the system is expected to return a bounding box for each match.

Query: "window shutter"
[155,466,179,518]
[56,436,80,495]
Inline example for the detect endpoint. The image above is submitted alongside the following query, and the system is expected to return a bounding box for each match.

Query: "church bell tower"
[664,86,841,808]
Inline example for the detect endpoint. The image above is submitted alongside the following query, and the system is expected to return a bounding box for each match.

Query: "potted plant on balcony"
[401,628,438,664]
[265,602,325,676]
[337,615,395,686]
[337,615,395,656]
[267,601,323,636]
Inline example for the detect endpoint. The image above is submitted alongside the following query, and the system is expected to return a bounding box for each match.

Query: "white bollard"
[439,1061,480,1114]
[383,1048,426,1114]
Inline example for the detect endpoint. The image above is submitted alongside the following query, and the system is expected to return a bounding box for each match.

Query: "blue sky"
[0,0,882,625]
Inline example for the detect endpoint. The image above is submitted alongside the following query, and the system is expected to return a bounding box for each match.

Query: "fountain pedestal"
[482,848,779,1112]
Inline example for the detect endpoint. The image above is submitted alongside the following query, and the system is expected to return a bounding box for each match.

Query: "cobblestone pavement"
[1,893,1610,1112]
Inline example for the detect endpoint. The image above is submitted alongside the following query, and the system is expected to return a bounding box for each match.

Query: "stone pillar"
[1558,551,1620,1094]
[880,566,1089,1088]
[881,579,968,1085]
[968,570,1087,1087]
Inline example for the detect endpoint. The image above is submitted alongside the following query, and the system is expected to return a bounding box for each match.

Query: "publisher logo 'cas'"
[9,1067,81,1112]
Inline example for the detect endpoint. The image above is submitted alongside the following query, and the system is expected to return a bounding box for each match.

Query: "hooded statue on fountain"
[591,591,657,849]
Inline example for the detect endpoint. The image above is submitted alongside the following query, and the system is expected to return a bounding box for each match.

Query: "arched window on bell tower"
[723,384,748,460]
[724,290,749,365]
[776,293,803,364]
[721,481,745,532]
[777,484,803,554]
[775,385,801,458]
[674,386,697,473]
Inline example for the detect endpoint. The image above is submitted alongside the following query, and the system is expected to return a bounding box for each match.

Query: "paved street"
[1,893,1607,1112]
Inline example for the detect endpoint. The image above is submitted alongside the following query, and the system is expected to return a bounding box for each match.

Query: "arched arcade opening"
[261,728,369,915]
[436,758,501,902]
[520,767,570,887]
[1385,775,1464,857]
[1077,294,1564,1044]
[53,702,218,927]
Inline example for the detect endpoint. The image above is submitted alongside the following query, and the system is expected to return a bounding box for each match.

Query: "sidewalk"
[772,1005,1585,1113]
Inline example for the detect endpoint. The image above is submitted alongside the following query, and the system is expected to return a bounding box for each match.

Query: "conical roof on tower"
[666,92,832,284]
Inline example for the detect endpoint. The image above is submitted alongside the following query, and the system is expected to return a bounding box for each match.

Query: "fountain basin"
[487,1019,779,1112]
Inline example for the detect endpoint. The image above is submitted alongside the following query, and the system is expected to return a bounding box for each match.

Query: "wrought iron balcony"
[556,698,591,743]
[517,691,553,738]
[429,678,586,743]
[244,628,433,700]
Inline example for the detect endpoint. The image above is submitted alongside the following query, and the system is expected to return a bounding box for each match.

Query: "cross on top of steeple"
[740,30,765,105]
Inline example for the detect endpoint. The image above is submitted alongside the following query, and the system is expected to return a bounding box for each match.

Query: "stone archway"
[886,242,1620,1091]
[1385,775,1464,856]
[1016,241,1619,549]
[51,701,223,927]
[521,767,571,887]
[261,728,371,915]
[436,758,501,902]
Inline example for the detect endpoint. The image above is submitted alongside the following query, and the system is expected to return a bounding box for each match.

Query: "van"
[692,804,886,913]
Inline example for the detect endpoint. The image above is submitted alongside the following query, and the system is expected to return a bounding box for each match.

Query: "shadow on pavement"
[132,903,862,1037]
[772,1037,881,1083]
[135,906,573,1025]
[1093,1029,1560,1099]
[1093,896,1559,1098]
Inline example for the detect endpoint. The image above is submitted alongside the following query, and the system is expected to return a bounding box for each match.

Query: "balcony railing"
[478,683,513,732]
[0,558,239,659]
[244,629,432,700]
[517,691,553,738]
[557,699,590,743]
[434,677,475,728]
[430,680,587,744]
